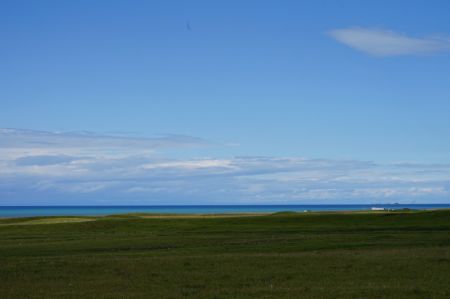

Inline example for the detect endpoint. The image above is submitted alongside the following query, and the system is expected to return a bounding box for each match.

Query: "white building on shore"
[371,207,386,211]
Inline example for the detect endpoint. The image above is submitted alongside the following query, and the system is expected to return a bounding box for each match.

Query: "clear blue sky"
[1,1,450,204]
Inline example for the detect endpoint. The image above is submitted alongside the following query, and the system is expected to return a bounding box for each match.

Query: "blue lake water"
[0,204,449,217]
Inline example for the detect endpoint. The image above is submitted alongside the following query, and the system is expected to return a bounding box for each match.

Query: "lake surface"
[0,204,449,217]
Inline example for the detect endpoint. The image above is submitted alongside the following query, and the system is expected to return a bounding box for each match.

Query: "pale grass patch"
[0,217,96,226]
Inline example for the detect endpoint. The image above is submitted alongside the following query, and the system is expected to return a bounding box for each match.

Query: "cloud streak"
[0,128,208,159]
[1,128,449,205]
[328,27,450,56]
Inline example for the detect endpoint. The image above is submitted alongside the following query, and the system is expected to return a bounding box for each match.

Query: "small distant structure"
[371,207,386,211]
[303,210,311,213]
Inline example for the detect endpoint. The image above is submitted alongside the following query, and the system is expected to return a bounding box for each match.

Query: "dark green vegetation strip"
[0,210,449,298]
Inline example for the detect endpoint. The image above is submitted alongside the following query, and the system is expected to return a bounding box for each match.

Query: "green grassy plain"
[0,210,449,298]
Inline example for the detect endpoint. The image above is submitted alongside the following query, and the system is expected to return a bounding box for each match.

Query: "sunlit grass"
[0,217,96,226]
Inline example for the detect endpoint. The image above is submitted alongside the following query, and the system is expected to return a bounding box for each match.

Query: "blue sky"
[1,0,450,205]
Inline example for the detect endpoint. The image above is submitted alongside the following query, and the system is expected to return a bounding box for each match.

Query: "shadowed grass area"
[0,210,449,298]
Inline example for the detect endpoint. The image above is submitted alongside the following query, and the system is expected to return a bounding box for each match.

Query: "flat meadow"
[0,210,449,298]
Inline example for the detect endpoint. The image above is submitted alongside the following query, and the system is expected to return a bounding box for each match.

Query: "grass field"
[0,210,449,298]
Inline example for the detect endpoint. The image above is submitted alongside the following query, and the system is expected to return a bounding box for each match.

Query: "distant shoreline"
[1,207,450,220]
[1,204,450,218]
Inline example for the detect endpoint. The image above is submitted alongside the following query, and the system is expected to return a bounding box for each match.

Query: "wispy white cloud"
[328,27,450,56]
[1,128,449,204]
[0,128,208,159]
[14,155,79,166]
